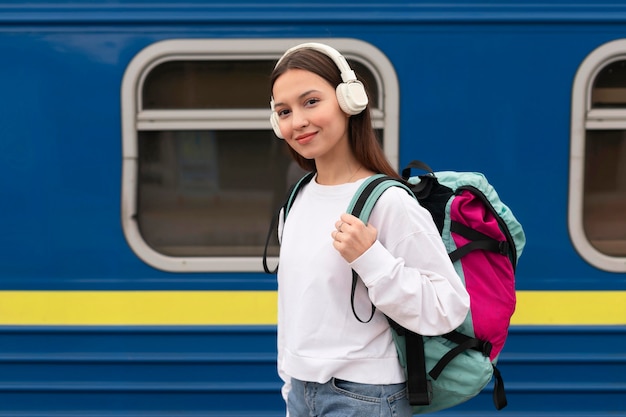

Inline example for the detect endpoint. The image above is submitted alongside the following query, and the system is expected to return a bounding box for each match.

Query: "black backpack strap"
[428,332,492,380]
[456,185,518,271]
[348,175,433,405]
[428,330,507,410]
[440,330,492,355]
[284,172,316,217]
[350,269,376,323]
[262,204,283,274]
[401,159,435,179]
[492,365,508,410]
[448,221,509,263]
[348,174,411,219]
[347,175,414,323]
[262,172,315,274]
[405,331,432,405]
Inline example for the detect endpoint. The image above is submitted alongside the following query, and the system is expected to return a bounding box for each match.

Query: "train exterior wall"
[0,1,625,415]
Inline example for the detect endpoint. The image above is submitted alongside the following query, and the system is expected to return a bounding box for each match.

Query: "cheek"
[325,112,350,137]
[278,119,291,137]
[315,105,349,133]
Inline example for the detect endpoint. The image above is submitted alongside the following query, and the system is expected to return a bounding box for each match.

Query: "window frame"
[121,38,400,272]
[569,39,626,273]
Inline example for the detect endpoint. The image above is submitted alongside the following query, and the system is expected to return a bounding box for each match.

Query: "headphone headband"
[275,42,358,83]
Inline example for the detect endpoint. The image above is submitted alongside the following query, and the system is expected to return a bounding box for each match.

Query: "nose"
[291,109,309,131]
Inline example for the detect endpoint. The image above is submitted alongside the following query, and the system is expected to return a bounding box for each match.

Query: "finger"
[341,214,366,231]
[340,213,359,224]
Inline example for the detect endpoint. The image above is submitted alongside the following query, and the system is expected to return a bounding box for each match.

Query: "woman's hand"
[331,213,378,263]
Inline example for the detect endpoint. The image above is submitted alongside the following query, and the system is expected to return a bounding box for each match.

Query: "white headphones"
[270,42,369,139]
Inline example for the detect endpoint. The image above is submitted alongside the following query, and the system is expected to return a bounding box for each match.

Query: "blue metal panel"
[1,326,625,415]
[0,326,283,415]
[0,1,625,415]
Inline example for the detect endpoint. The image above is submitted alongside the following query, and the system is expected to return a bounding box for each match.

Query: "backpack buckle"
[482,341,493,358]
[498,241,509,255]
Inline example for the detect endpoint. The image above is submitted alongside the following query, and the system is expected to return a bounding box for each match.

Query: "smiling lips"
[294,132,316,144]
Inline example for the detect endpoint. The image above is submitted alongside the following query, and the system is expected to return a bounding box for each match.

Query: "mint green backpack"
[346,161,525,413]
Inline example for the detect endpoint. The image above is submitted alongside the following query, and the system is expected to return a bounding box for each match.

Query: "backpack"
[263,160,526,414]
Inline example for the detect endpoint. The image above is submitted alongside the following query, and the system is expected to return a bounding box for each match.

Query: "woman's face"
[272,68,350,162]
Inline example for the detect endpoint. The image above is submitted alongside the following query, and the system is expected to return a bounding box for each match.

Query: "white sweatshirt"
[276,175,470,404]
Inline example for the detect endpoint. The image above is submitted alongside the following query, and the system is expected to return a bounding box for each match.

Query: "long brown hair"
[270,46,400,179]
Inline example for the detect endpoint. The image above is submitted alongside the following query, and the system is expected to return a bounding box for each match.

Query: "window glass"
[350,60,380,107]
[137,130,298,257]
[591,60,626,108]
[583,130,626,256]
[142,59,378,110]
[142,61,274,109]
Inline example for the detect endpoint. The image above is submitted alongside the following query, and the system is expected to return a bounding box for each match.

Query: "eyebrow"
[273,89,321,108]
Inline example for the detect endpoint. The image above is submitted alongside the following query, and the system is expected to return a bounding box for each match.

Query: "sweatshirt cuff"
[349,240,398,287]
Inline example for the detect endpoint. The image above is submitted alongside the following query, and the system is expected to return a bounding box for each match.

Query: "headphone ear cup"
[270,111,284,139]
[336,81,368,115]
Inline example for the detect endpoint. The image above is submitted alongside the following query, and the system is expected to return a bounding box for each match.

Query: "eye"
[277,108,291,118]
[304,98,320,106]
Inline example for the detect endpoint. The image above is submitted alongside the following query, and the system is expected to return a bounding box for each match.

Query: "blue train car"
[1,0,625,415]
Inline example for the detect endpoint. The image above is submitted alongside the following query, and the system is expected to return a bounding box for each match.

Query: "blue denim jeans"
[288,378,412,417]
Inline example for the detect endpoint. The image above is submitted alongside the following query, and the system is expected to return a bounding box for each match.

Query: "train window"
[570,40,626,272]
[141,60,380,110]
[591,61,626,108]
[142,60,273,109]
[121,39,399,272]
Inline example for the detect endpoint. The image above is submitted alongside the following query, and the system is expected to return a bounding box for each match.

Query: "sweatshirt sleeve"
[349,187,470,336]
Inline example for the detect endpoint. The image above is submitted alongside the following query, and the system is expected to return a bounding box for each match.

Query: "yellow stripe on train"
[0,291,624,326]
[0,291,277,326]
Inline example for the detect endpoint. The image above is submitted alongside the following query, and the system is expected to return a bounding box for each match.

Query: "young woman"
[270,42,470,417]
